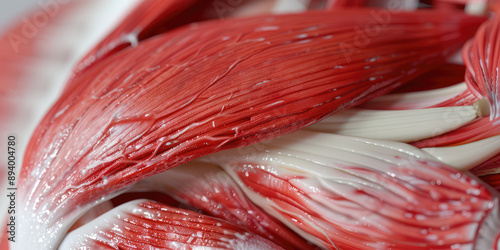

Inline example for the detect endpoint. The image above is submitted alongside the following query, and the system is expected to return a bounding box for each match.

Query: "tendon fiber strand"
[18,9,484,249]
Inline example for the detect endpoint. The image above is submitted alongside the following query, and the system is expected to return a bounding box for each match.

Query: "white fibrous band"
[59,199,281,250]
[200,130,498,249]
[134,161,311,249]
[307,105,479,142]
[4,1,497,250]
[362,82,468,110]
[423,135,500,171]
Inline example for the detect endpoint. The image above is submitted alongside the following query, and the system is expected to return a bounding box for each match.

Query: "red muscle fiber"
[471,152,500,191]
[464,16,500,120]
[60,200,282,249]
[231,162,496,249]
[17,9,484,248]
[412,116,500,147]
[199,127,500,249]
[413,16,500,147]
[74,0,312,76]
[73,0,202,75]
[142,164,312,249]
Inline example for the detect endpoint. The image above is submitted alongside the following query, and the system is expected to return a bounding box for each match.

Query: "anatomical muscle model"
[1,0,499,249]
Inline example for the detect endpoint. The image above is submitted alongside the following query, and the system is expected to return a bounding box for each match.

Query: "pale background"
[0,0,42,34]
